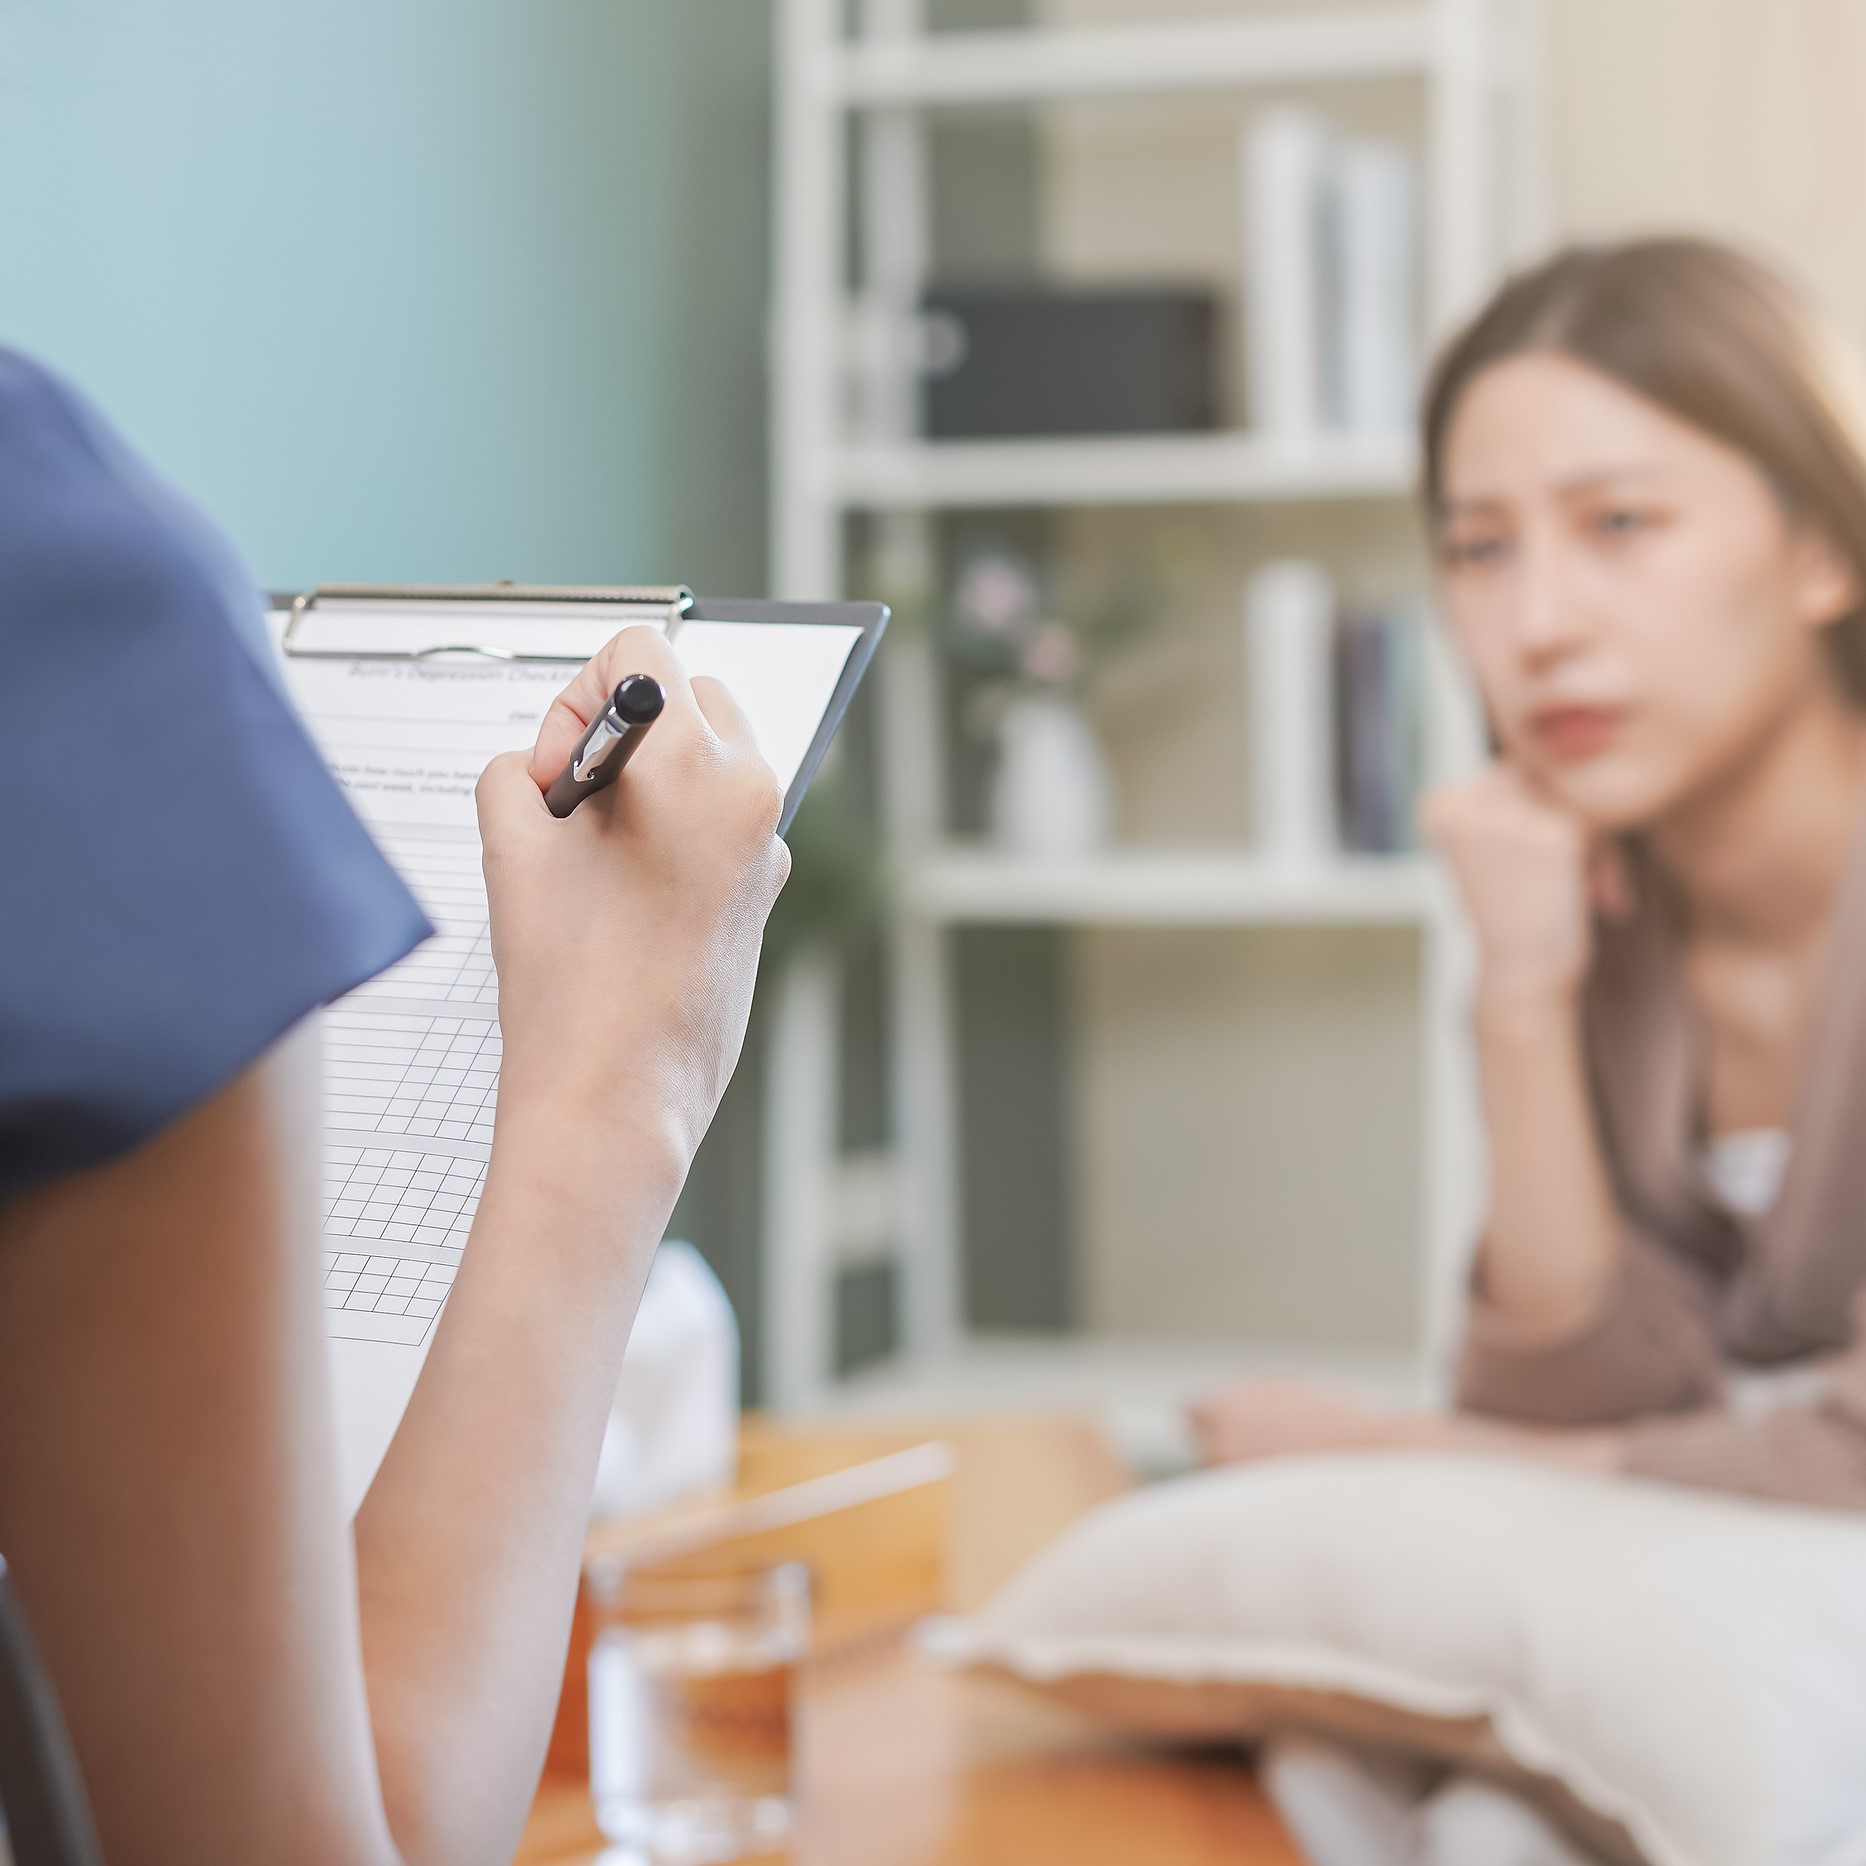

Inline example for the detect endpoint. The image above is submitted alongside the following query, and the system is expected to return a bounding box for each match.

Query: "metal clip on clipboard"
[282,582,695,665]
[276,583,891,837]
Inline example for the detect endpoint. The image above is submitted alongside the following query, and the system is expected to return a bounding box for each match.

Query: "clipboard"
[277,583,890,834]
[275,582,892,1510]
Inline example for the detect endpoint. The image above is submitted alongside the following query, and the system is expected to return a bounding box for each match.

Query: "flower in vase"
[1020,621,1081,688]
[954,549,1041,638]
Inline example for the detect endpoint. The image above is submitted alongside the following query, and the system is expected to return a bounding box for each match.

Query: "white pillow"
[932,1454,1866,1866]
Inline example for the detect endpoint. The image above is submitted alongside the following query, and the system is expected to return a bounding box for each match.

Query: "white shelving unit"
[765,0,1545,1423]
[832,431,1417,509]
[903,847,1446,927]
[829,9,1441,104]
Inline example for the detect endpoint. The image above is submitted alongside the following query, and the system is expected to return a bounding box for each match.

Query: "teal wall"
[0,0,782,1383]
[0,0,1071,1388]
[0,0,773,595]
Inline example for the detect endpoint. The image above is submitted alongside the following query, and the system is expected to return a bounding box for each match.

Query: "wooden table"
[517,1416,1302,1866]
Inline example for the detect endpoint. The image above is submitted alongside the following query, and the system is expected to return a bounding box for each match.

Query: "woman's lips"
[1529,704,1624,760]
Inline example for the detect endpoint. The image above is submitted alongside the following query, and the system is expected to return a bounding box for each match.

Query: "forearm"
[1474,985,1625,1333]
[1624,1398,1866,1511]
[1425,1408,1626,1474]
[1193,1373,1628,1474]
[352,1107,685,1866]
[344,626,783,1862]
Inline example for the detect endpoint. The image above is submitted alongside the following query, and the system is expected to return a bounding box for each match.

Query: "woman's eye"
[1590,506,1655,540]
[1442,532,1510,569]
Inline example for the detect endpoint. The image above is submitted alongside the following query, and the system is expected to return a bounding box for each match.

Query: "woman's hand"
[1419,764,1608,1007]
[1189,1377,1625,1476]
[475,627,790,1188]
[1420,765,1636,1337]
[1189,1378,1415,1466]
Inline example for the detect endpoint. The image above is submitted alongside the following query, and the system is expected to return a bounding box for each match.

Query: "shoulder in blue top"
[0,349,432,1201]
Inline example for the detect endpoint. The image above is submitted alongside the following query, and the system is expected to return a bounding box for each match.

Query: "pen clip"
[572,713,626,783]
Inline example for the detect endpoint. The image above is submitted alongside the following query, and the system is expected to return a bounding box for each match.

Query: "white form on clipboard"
[269,590,878,1507]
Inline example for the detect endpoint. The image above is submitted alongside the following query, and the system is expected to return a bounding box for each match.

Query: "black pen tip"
[611,674,666,724]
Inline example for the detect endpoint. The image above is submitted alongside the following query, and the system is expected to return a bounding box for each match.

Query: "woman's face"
[1436,352,1856,830]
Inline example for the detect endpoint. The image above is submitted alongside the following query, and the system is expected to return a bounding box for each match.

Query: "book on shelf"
[1242,109,1419,442]
[1326,138,1417,437]
[1244,557,1338,864]
[1244,561,1428,862]
[1336,601,1427,856]
[1242,108,1330,440]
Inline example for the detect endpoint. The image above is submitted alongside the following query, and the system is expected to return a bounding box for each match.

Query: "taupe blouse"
[1455,829,1866,1511]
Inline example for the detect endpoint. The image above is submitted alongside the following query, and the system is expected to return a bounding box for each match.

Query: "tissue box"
[590,1241,739,1520]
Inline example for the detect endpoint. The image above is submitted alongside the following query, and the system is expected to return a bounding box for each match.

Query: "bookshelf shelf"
[904,846,1444,927]
[827,12,1436,110]
[831,431,1417,512]
[769,0,1543,1415]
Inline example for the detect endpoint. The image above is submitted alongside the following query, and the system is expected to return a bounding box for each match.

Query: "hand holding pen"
[543,672,666,817]
[476,625,789,1172]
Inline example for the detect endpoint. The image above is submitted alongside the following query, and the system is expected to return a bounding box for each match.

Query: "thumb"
[475,747,552,840]
[1586,838,1636,923]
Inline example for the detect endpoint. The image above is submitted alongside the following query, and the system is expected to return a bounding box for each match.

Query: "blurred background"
[11,0,1866,1451]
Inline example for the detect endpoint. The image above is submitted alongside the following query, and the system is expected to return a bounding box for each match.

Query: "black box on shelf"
[920,285,1220,440]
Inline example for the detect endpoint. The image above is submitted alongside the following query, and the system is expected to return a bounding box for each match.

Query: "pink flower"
[1021,622,1081,685]
[956,553,1040,636]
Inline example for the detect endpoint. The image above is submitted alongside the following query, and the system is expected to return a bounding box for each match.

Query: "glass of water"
[586,1557,811,1863]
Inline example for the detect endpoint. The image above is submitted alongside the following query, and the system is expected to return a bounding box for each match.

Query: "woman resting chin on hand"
[1196,238,1866,1515]
[1193,767,1624,1478]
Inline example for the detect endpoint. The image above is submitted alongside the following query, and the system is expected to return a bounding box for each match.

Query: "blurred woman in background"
[1195,236,1866,1864]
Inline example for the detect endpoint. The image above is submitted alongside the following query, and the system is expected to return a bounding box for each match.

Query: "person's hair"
[1421,237,1866,700]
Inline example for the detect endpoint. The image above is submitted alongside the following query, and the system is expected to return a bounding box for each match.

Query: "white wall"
[1548,0,1866,341]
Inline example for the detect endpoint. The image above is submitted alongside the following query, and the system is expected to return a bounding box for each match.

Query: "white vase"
[988,693,1114,858]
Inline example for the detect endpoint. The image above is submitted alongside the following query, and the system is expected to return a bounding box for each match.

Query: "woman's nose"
[1510,538,1590,666]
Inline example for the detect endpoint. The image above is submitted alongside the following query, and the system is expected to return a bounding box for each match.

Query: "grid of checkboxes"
[322,1145,483,1251]
[320,1146,484,1343]
[360,830,499,1007]
[323,1251,455,1322]
[324,1010,500,1145]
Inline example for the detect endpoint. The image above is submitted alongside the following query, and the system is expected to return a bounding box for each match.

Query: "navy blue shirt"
[0,351,431,1200]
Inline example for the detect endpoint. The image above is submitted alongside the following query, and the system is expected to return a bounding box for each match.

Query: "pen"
[544,674,666,818]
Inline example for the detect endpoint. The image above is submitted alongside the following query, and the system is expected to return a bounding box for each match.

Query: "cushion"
[929,1454,1866,1866]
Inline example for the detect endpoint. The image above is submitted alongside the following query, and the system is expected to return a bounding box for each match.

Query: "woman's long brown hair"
[1421,238,1866,700]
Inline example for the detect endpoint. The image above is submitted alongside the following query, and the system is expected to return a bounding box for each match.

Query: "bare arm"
[0,628,787,1866]
[350,1117,674,1864]
[1422,765,1625,1332]
[1191,1366,1866,1514]
[352,632,787,1862]
[1194,769,1669,1473]
[1467,986,1626,1329]
[0,1038,400,1866]
[1191,1373,1625,1473]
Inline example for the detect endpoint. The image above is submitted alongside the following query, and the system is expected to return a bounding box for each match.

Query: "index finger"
[528,625,701,790]
[1493,755,1566,811]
